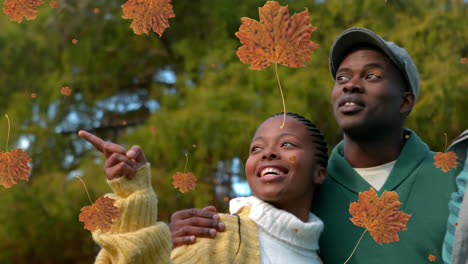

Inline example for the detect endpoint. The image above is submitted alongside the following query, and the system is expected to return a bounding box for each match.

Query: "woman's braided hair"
[270,112,328,168]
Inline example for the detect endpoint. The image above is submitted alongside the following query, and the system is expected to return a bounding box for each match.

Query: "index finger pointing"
[78,130,105,153]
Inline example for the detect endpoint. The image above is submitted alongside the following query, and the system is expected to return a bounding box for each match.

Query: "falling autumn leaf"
[151,126,157,132]
[349,187,411,245]
[50,0,58,8]
[293,228,298,232]
[172,172,197,193]
[79,196,120,232]
[61,86,72,96]
[289,156,296,163]
[0,115,32,188]
[0,149,32,188]
[455,222,459,227]
[235,1,318,70]
[31,93,37,98]
[192,144,196,148]
[434,151,458,172]
[461,58,467,64]
[3,0,43,23]
[121,0,175,36]
[72,39,78,44]
[235,1,318,128]
[428,254,436,262]
[94,8,100,14]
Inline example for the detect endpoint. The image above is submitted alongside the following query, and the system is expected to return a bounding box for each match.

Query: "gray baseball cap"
[329,27,419,99]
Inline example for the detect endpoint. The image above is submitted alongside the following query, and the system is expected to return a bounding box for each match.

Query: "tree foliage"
[0,0,467,262]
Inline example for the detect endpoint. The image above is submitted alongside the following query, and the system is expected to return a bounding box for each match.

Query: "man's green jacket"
[312,129,461,263]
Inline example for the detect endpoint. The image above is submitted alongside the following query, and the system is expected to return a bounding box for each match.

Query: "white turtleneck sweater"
[229,196,324,264]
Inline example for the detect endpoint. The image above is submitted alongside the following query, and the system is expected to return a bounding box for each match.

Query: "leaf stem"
[344,229,367,264]
[444,133,448,153]
[5,115,10,152]
[275,63,286,129]
[184,153,188,174]
[76,176,93,205]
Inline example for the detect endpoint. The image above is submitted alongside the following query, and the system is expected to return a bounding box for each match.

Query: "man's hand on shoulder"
[170,206,225,249]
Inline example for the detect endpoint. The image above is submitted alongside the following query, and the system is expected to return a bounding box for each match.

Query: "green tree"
[0,0,467,262]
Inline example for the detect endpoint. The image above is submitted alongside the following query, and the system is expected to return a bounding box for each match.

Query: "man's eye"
[336,75,349,82]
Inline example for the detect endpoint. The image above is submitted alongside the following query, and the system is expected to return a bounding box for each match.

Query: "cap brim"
[330,28,396,78]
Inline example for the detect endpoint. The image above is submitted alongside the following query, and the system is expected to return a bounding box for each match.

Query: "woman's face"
[245,116,324,207]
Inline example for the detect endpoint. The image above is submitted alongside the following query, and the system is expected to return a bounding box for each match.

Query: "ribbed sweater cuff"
[105,163,158,233]
[107,163,153,197]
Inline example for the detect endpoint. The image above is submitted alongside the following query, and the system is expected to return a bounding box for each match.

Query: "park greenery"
[0,0,467,262]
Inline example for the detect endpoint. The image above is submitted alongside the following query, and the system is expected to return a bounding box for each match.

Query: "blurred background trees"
[0,0,467,262]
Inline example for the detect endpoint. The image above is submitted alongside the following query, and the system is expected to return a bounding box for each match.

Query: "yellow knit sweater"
[92,163,260,264]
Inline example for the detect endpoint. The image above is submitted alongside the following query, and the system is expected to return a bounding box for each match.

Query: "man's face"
[331,48,407,136]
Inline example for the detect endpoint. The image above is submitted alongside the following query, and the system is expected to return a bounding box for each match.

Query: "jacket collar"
[327,129,428,195]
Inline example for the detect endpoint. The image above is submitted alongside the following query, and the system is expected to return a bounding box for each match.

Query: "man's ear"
[400,92,416,116]
[313,166,327,185]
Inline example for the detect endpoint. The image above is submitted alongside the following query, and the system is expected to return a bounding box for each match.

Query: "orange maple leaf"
[0,149,32,188]
[434,151,458,172]
[235,1,318,70]
[461,58,467,64]
[349,187,411,245]
[79,196,120,232]
[172,172,197,193]
[428,254,436,262]
[3,0,43,23]
[121,0,175,36]
[61,86,72,96]
[50,0,58,8]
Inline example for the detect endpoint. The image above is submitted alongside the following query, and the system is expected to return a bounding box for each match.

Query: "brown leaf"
[172,172,197,193]
[434,151,458,172]
[349,187,411,244]
[79,196,120,232]
[3,0,43,23]
[0,149,32,188]
[121,0,175,36]
[372,69,382,77]
[61,86,72,96]
[50,0,58,8]
[428,254,436,262]
[235,1,318,70]
[289,156,296,163]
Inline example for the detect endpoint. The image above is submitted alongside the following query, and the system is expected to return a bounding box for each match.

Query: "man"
[311,27,460,263]
[170,27,461,263]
